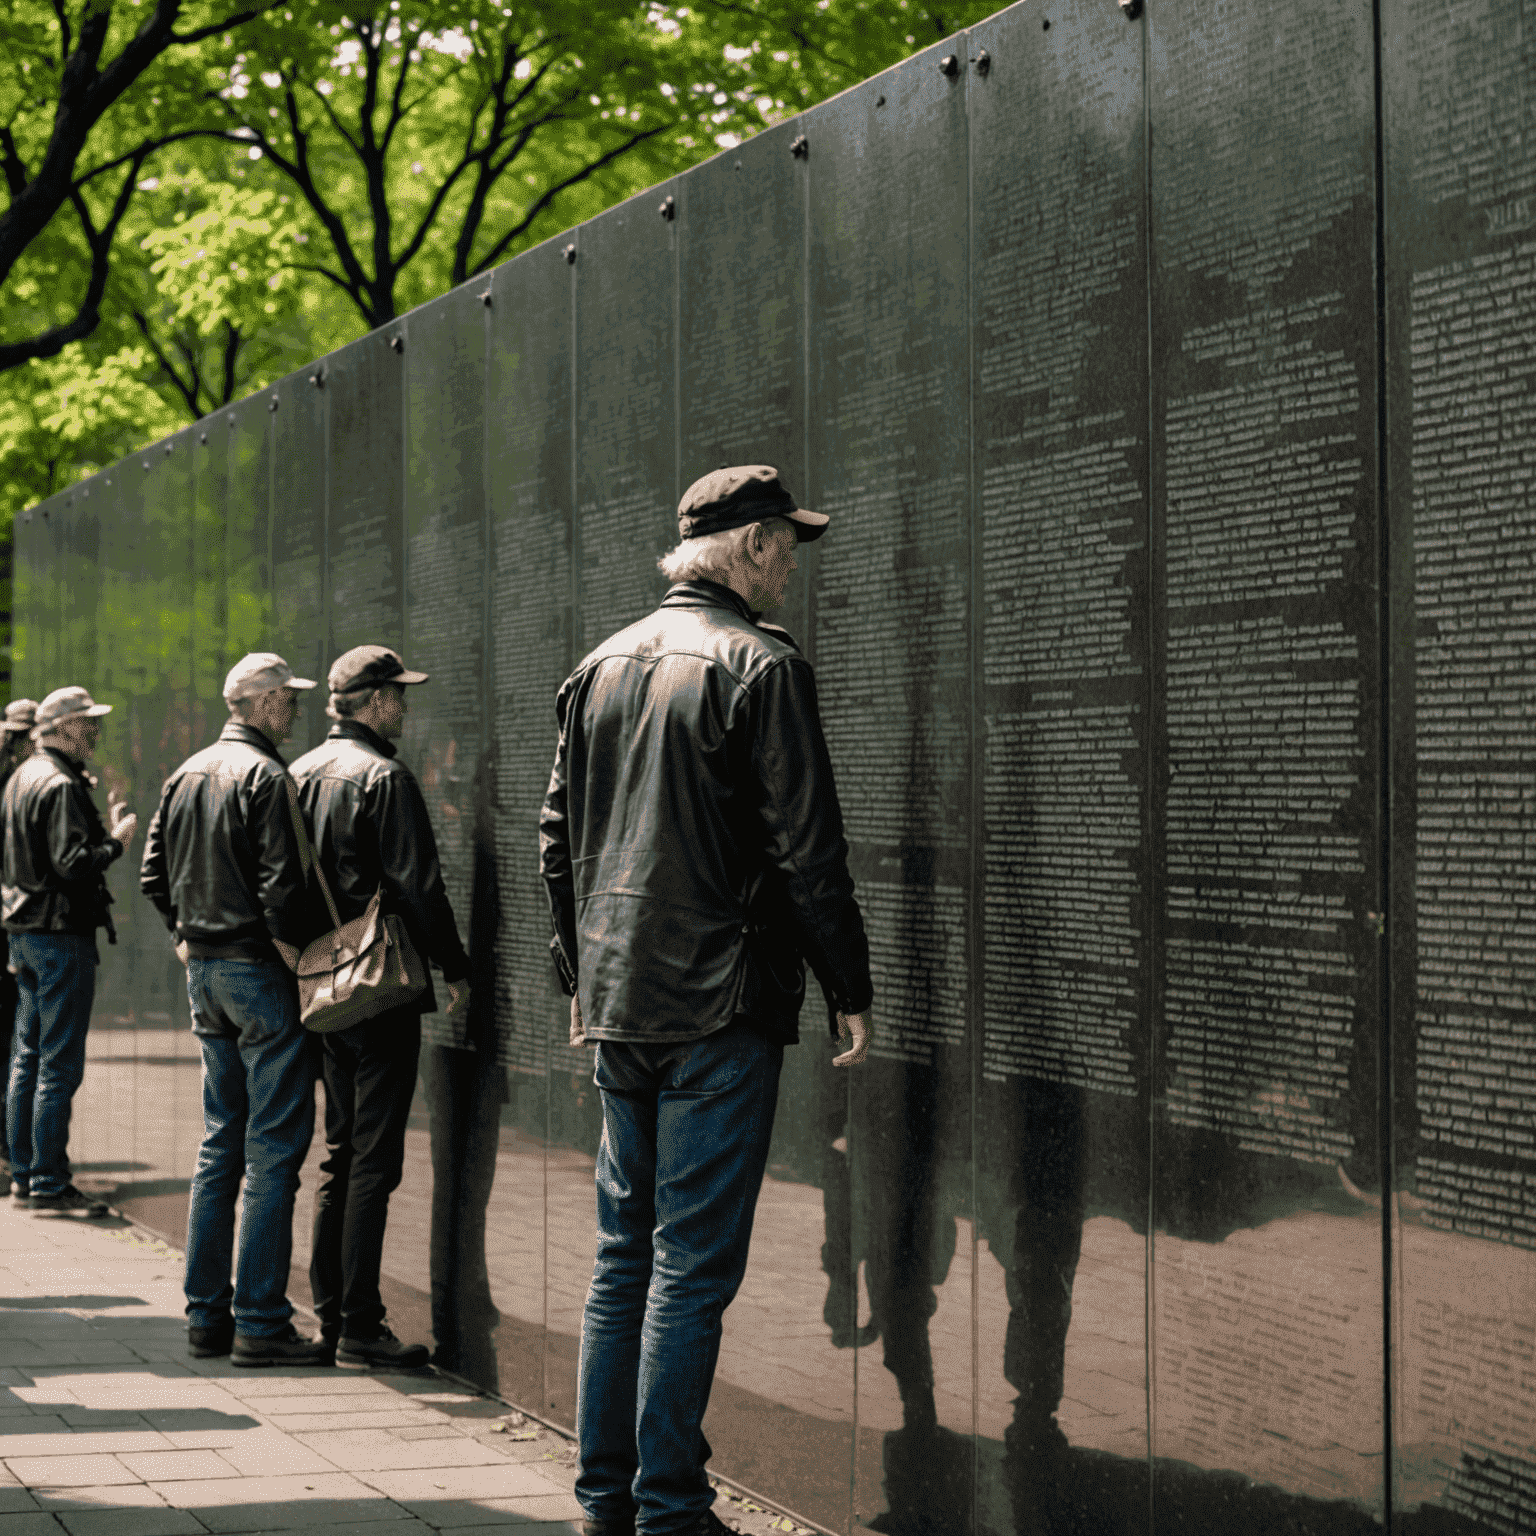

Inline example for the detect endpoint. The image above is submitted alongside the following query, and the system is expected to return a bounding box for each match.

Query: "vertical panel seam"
[962,24,982,1534]
[1370,3,1396,1528]
[1140,8,1159,1529]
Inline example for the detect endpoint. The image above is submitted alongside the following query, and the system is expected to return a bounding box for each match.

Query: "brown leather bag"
[282,776,428,1033]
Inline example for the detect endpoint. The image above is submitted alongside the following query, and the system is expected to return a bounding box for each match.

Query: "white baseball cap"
[222,653,317,704]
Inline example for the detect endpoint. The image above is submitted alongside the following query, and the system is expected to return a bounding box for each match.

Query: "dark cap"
[677,465,829,544]
[328,645,429,693]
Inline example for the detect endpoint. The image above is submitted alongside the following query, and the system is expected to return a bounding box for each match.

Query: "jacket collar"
[661,579,757,624]
[39,744,89,781]
[328,718,397,759]
[219,719,288,763]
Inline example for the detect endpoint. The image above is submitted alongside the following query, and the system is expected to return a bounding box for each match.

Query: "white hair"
[657,518,794,584]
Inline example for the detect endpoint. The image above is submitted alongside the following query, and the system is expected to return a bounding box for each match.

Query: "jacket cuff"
[549,934,577,998]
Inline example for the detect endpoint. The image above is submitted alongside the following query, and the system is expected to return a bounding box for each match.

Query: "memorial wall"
[11,1,1535,1532]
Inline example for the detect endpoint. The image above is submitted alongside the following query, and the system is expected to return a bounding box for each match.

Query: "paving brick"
[206,1524,427,1536]
[229,1379,395,1401]
[434,1527,579,1536]
[389,1428,466,1443]
[358,1465,566,1505]
[56,1412,153,1431]
[421,1496,585,1530]
[144,1471,397,1526]
[54,1512,208,1536]
[32,1487,169,1512]
[265,1411,442,1433]
[3,1458,141,1490]
[0,1436,170,1460]
[208,1438,334,1480]
[0,1496,38,1516]
[0,1513,65,1536]
[115,1454,239,1485]
[226,1395,407,1418]
[290,1432,505,1474]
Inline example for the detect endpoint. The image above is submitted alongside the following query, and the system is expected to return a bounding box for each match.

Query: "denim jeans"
[6,932,98,1197]
[576,1021,783,1534]
[184,956,316,1338]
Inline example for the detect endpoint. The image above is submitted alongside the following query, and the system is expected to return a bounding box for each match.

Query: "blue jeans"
[184,957,316,1338]
[6,932,98,1197]
[577,1022,783,1534]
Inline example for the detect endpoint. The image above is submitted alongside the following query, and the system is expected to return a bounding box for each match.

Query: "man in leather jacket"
[0,698,37,1197]
[141,652,332,1367]
[3,687,138,1216]
[540,465,875,1536]
[290,644,470,1370]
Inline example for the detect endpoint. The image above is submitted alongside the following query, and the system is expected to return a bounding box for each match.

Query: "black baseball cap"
[328,645,429,693]
[677,465,829,544]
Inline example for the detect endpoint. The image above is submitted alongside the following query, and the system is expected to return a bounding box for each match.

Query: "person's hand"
[570,992,588,1048]
[447,978,471,1017]
[272,939,300,973]
[833,1009,873,1067]
[173,939,189,968]
[107,790,138,848]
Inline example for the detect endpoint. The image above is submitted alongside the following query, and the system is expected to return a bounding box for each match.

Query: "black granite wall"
[13,2,1535,1532]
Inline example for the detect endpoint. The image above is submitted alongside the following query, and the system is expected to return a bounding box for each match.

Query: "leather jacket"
[3,746,124,938]
[140,720,311,959]
[539,579,873,1045]
[290,720,469,1011]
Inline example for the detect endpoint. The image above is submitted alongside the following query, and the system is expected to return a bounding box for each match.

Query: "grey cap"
[328,645,429,693]
[1,700,37,735]
[223,652,318,704]
[34,686,112,735]
[677,465,829,543]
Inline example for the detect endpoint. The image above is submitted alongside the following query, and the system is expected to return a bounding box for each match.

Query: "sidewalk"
[0,1200,821,1536]
[0,1197,589,1536]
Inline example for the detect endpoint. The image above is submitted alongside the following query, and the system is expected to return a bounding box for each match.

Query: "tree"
[0,0,280,374]
[2,1,1000,508]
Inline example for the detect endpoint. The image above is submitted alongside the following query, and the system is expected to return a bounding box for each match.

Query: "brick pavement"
[0,1196,826,1536]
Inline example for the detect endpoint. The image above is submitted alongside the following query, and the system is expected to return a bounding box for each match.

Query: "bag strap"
[282,773,344,935]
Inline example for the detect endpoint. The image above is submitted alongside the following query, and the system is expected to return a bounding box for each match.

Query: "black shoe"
[684,1512,738,1535]
[29,1185,108,1216]
[188,1321,235,1358]
[582,1518,636,1536]
[336,1325,429,1369]
[231,1324,335,1368]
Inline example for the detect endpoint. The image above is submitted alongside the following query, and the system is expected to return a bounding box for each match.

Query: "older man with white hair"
[2,686,138,1215]
[541,464,874,1536]
[141,652,332,1367]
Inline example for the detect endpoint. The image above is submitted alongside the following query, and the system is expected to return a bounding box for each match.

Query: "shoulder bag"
[281,774,428,1033]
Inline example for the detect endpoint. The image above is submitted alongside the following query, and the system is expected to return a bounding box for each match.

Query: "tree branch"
[470,122,672,275]
[219,318,242,407]
[0,128,26,199]
[132,308,201,419]
[0,146,149,371]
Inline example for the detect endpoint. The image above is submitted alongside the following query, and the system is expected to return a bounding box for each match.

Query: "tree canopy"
[1,0,999,540]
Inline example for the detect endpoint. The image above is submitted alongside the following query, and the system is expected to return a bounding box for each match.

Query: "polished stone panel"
[401,283,488,1053]
[1148,1,1385,1528]
[806,31,975,1535]
[483,233,579,1421]
[269,373,329,754]
[970,4,1152,1533]
[1383,2,1536,1531]
[327,330,405,657]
